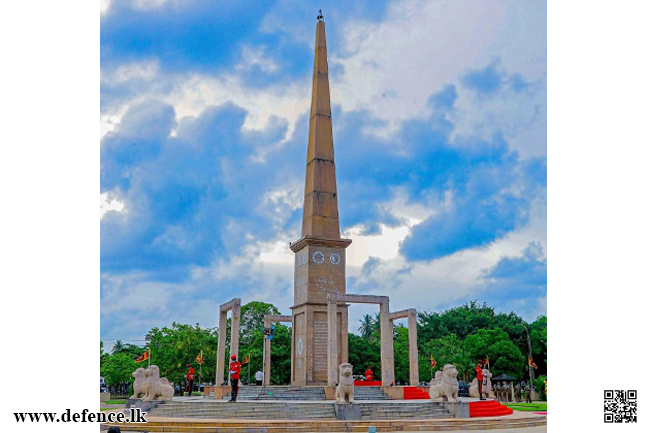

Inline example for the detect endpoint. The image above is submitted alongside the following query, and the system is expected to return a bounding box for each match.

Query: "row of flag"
[138,350,537,369]
[428,354,538,369]
[135,349,251,365]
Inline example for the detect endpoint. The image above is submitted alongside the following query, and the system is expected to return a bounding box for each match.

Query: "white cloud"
[100,0,111,15]
[236,46,280,73]
[100,192,125,218]
[330,0,546,154]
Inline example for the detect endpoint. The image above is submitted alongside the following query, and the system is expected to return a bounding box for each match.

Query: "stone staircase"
[359,401,453,420]
[148,401,336,419]
[220,386,326,400]
[217,385,390,401]
[353,386,392,400]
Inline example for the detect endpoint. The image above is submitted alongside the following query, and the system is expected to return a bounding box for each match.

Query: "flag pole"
[199,351,203,391]
[148,347,151,367]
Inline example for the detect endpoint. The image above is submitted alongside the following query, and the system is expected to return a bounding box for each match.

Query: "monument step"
[104,415,547,432]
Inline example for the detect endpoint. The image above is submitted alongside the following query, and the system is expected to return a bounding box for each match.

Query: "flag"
[528,357,538,369]
[135,350,149,363]
[242,354,250,365]
[196,350,203,365]
[485,355,490,369]
[430,355,437,368]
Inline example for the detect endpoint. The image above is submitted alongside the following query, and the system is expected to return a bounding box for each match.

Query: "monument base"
[204,385,232,399]
[444,401,470,418]
[124,399,162,413]
[334,402,361,420]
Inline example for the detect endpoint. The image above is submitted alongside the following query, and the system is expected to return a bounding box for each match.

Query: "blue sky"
[100,0,546,348]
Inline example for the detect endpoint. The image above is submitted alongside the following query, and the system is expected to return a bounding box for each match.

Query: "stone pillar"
[263,318,271,386]
[407,309,419,386]
[229,301,241,360]
[379,300,394,387]
[327,295,339,387]
[216,310,228,385]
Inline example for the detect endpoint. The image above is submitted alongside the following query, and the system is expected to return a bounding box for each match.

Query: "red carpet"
[403,386,430,399]
[469,400,514,417]
[354,380,383,386]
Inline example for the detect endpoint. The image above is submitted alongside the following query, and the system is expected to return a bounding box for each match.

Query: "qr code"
[604,390,637,423]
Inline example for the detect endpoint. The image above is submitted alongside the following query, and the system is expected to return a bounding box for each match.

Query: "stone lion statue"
[129,367,147,399]
[142,365,174,401]
[429,364,459,403]
[469,368,493,399]
[335,363,355,403]
[431,370,443,386]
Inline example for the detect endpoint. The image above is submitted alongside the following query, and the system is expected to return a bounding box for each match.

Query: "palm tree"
[359,314,377,340]
[112,340,124,354]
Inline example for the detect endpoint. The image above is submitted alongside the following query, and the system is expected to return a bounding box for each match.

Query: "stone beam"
[220,298,241,312]
[215,310,228,385]
[407,310,419,386]
[389,308,415,320]
[216,298,242,386]
[264,315,292,323]
[388,308,419,386]
[262,315,292,386]
[380,300,394,387]
[334,293,388,305]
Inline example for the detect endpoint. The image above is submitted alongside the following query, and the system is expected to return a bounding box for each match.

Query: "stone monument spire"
[301,18,340,239]
[290,15,351,386]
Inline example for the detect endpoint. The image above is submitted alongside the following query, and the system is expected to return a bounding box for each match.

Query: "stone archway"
[215,298,241,385]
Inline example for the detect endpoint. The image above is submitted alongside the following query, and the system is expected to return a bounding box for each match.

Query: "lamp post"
[520,322,535,390]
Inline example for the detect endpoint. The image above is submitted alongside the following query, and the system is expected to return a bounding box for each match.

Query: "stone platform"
[145,399,453,420]
[212,385,391,401]
[104,397,546,432]
[103,411,546,432]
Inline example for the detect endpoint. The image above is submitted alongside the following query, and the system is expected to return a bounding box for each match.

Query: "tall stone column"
[408,309,419,386]
[229,302,241,360]
[379,300,394,387]
[216,310,228,385]
[327,296,339,387]
[263,318,271,386]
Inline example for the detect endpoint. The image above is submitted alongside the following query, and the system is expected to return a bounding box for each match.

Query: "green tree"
[146,322,218,385]
[111,340,125,354]
[358,314,376,340]
[348,333,380,378]
[100,352,137,385]
[464,329,525,378]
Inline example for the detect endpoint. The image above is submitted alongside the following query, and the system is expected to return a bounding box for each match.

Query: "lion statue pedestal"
[334,363,361,420]
[335,363,354,403]
[429,364,460,403]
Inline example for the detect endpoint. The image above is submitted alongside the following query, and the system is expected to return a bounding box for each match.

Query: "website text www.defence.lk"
[14,408,147,424]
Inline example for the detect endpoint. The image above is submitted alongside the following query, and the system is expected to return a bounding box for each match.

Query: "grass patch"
[105,400,126,405]
[505,402,547,412]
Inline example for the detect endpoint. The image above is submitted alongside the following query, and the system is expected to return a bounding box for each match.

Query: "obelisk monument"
[290,15,351,386]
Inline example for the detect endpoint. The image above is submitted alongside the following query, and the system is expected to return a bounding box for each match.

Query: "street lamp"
[520,322,535,390]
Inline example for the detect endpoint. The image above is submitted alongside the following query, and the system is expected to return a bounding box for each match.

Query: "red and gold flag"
[528,357,538,369]
[135,350,149,363]
[430,355,437,368]
[196,350,203,365]
[242,354,250,365]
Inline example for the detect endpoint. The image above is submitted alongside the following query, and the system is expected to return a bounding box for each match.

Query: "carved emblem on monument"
[313,251,325,264]
[329,253,341,265]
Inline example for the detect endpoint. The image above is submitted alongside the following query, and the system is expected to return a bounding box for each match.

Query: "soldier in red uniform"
[185,364,195,395]
[228,354,242,402]
[476,360,485,400]
[365,366,373,381]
